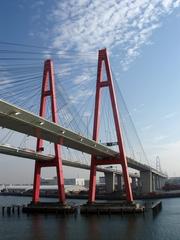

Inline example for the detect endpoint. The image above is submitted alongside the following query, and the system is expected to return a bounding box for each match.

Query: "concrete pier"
[22,202,77,214]
[140,170,166,194]
[116,175,123,191]
[131,177,138,190]
[104,172,115,193]
[80,201,145,215]
[140,170,153,194]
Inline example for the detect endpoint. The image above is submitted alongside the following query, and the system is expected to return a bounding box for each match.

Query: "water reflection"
[85,215,101,240]
[0,197,180,240]
[31,215,45,240]
[29,214,69,240]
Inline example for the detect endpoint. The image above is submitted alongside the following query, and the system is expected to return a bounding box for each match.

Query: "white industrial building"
[64,178,84,186]
[41,177,85,186]
[0,177,87,194]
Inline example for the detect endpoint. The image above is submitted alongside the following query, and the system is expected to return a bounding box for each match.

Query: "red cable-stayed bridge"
[0,46,167,205]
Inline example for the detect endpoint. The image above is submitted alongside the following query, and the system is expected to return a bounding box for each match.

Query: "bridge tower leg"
[32,59,65,204]
[88,49,133,203]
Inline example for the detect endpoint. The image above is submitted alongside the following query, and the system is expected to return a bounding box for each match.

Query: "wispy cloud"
[163,112,177,119]
[154,135,168,142]
[132,103,145,113]
[49,0,180,70]
[141,124,153,131]
[31,0,44,9]
[68,88,93,105]
[73,71,92,85]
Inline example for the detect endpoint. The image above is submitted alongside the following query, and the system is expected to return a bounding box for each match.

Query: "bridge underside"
[0,142,167,178]
[0,145,119,174]
[0,145,167,194]
[0,100,166,178]
[0,100,117,158]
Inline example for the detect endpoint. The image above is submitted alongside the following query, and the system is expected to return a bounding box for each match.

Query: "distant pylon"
[32,59,65,204]
[156,156,162,172]
[88,49,133,203]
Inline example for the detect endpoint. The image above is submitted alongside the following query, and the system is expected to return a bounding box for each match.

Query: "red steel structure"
[88,49,133,203]
[32,59,65,204]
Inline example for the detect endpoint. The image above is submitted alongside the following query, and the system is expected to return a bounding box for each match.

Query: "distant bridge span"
[0,144,139,177]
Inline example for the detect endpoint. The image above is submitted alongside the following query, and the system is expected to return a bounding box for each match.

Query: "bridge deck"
[0,144,166,178]
[0,144,138,176]
[0,100,117,158]
[0,100,167,178]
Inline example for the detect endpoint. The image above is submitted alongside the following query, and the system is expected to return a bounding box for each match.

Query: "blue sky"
[0,0,180,183]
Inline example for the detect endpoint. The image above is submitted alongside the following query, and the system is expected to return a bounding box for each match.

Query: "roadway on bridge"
[0,144,139,177]
[0,100,166,178]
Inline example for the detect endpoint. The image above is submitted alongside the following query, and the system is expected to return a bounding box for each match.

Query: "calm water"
[0,196,179,240]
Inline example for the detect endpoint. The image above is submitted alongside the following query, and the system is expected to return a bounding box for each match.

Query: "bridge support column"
[158,177,162,190]
[140,170,153,194]
[158,176,166,190]
[159,177,166,189]
[131,177,137,190]
[105,172,115,193]
[116,175,123,191]
[88,48,133,204]
[159,177,162,189]
[156,175,160,190]
[152,173,156,191]
[32,59,65,204]
[154,175,164,191]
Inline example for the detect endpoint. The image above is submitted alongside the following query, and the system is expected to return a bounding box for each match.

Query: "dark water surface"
[0,196,179,240]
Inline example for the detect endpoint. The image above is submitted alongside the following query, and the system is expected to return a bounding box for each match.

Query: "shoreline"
[1,191,180,200]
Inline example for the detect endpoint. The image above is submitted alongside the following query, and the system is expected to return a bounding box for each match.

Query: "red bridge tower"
[88,49,133,203]
[32,59,65,204]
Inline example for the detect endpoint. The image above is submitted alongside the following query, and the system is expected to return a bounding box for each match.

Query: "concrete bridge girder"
[104,173,140,194]
[104,172,115,193]
[140,170,167,194]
